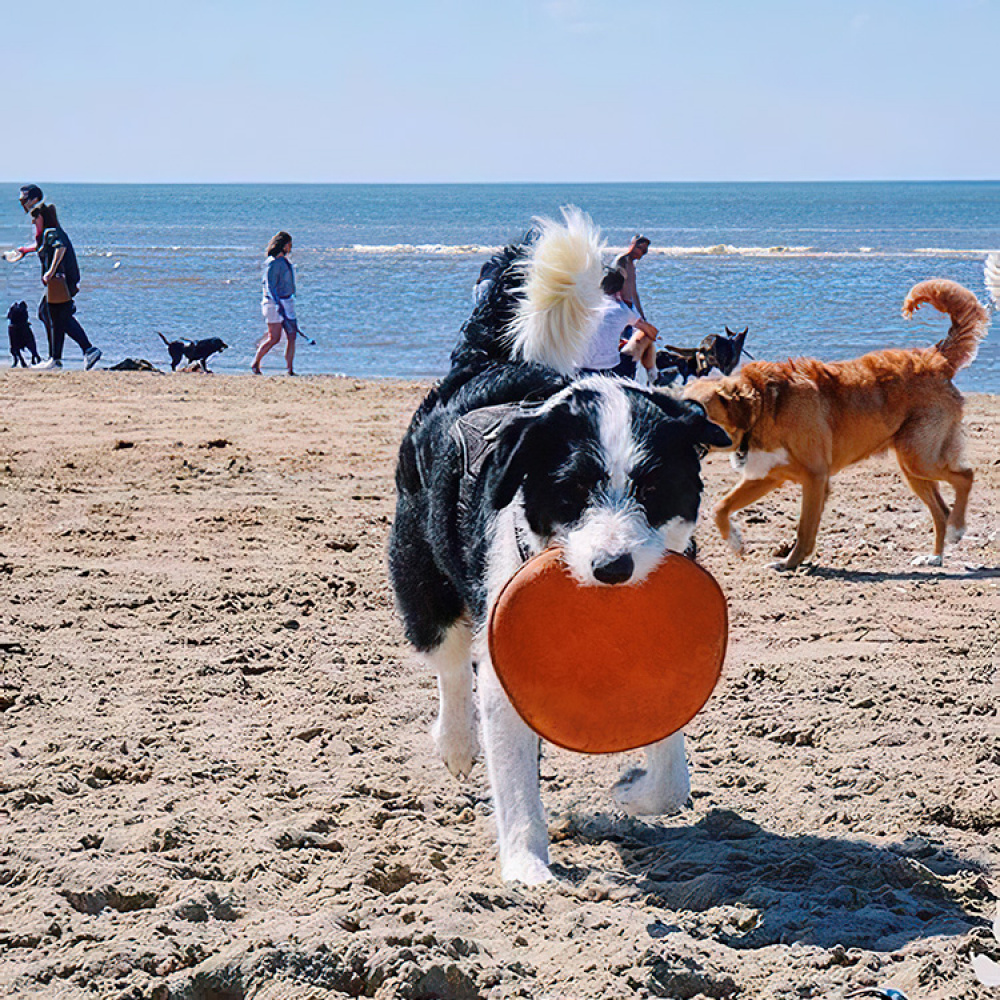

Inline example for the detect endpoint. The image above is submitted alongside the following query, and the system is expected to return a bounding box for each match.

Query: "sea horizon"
[3,180,998,389]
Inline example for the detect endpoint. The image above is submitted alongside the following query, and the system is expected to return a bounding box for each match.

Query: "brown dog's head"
[683,376,761,449]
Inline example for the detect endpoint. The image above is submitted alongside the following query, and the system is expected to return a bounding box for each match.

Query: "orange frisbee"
[487,548,728,754]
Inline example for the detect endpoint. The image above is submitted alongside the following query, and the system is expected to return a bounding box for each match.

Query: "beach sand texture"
[0,372,997,1000]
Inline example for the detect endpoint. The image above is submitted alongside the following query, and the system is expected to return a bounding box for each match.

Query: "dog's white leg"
[612,731,691,816]
[477,649,553,884]
[426,622,478,779]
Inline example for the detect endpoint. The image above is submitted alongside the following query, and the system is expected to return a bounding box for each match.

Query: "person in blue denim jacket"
[253,230,299,375]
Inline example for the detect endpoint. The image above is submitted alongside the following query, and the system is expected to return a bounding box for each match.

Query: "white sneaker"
[33,358,62,370]
[85,347,102,370]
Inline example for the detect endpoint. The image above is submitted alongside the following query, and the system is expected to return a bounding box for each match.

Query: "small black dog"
[656,326,750,385]
[158,333,228,372]
[7,301,42,368]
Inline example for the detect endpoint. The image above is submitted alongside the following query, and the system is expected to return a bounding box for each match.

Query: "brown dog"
[685,279,989,570]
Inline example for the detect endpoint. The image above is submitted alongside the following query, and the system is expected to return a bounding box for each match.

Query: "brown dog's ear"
[722,384,762,433]
[688,378,760,435]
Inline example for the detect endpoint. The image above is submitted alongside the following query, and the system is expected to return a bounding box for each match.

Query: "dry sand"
[0,371,997,1000]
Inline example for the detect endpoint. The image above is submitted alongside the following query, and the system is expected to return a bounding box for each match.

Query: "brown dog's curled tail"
[901,278,989,373]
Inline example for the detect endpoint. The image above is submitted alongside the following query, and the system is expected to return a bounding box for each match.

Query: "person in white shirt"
[578,269,658,378]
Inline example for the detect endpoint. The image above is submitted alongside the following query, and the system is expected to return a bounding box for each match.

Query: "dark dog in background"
[656,326,750,384]
[7,301,42,367]
[158,333,228,372]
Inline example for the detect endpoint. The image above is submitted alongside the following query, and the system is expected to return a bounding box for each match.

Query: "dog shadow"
[553,808,988,951]
[800,564,1000,583]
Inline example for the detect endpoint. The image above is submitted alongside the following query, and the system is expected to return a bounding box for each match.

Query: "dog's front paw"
[612,765,691,816]
[501,852,554,885]
[767,558,800,572]
[431,717,479,780]
[911,553,943,567]
[945,524,966,545]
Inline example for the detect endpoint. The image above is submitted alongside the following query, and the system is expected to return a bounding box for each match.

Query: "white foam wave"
[913,247,997,256]
[76,242,997,261]
[348,243,500,255]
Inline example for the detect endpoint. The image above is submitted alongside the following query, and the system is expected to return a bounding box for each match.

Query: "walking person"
[30,203,101,370]
[5,185,53,356]
[253,231,299,376]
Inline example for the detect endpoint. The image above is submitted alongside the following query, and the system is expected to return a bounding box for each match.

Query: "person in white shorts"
[253,231,298,375]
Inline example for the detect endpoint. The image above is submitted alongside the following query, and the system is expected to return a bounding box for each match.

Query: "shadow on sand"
[799,563,1000,584]
[555,808,989,951]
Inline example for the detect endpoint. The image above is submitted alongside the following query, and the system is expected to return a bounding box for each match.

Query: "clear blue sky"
[3,0,997,183]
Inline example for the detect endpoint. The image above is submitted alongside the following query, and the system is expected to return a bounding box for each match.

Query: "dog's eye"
[636,481,658,506]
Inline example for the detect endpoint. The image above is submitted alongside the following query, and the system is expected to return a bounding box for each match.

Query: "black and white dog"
[389,210,730,884]
[7,301,42,368]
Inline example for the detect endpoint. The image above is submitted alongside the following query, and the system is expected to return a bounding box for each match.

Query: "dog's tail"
[901,278,990,373]
[985,253,1000,312]
[158,332,170,346]
[506,206,606,374]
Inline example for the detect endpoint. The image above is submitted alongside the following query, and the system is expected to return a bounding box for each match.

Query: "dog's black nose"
[592,553,634,585]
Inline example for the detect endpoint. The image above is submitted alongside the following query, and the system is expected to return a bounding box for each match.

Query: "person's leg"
[48,301,70,361]
[62,301,94,353]
[252,322,283,373]
[37,296,53,358]
[284,330,297,375]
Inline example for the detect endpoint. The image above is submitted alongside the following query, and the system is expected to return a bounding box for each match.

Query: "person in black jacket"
[30,203,101,370]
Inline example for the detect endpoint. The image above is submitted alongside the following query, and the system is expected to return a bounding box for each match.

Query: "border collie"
[389,209,729,883]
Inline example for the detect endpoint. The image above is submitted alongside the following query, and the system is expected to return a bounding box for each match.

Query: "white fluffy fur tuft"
[985,252,1000,311]
[507,206,607,374]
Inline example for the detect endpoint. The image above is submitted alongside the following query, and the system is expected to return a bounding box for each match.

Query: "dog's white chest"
[733,447,789,479]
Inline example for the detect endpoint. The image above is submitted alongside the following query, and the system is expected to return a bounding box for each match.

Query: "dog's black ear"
[683,400,732,450]
[489,415,539,511]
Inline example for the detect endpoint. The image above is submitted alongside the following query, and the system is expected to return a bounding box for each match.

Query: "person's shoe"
[33,358,62,370]
[84,347,102,370]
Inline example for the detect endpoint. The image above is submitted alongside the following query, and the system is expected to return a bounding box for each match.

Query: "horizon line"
[3,178,1000,188]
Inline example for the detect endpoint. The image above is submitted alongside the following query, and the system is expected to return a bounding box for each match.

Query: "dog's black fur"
[389,238,729,649]
[158,333,228,372]
[656,326,750,384]
[7,301,42,367]
[388,224,732,883]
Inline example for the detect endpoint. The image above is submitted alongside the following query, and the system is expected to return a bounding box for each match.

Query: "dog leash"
[272,255,316,346]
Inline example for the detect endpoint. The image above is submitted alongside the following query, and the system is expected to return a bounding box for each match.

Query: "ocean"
[2,182,998,390]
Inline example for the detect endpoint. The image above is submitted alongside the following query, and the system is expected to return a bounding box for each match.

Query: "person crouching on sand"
[254,231,299,376]
[578,269,658,379]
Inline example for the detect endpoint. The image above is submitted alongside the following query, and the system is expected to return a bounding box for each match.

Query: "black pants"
[39,297,92,361]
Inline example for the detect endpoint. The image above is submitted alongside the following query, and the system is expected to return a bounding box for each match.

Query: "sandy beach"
[0,371,997,1000]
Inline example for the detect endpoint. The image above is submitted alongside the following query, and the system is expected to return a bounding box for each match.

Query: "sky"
[2,0,998,184]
